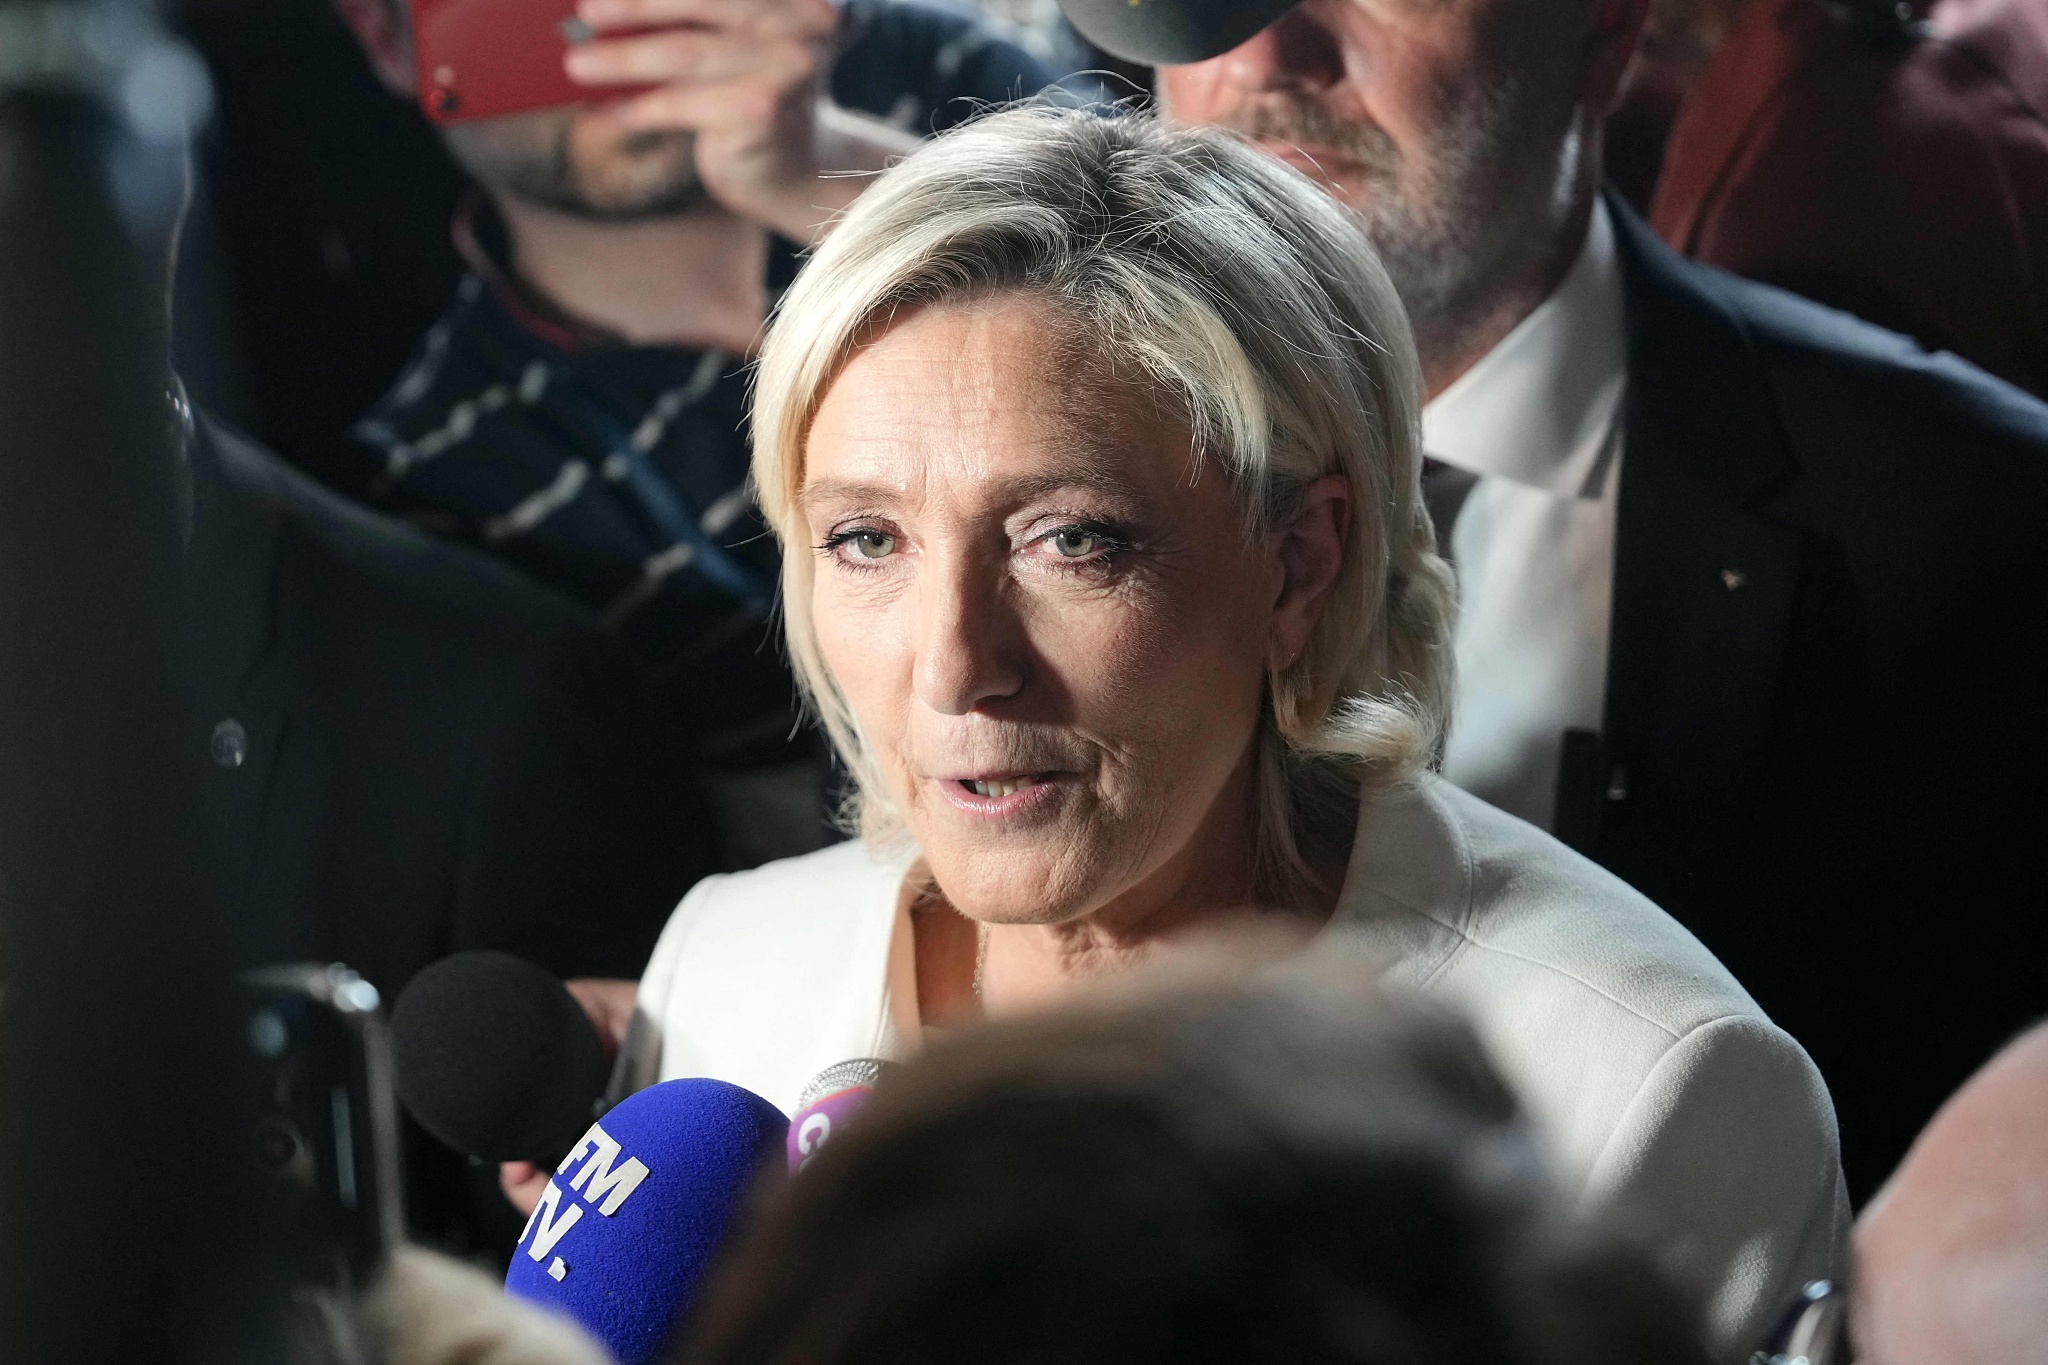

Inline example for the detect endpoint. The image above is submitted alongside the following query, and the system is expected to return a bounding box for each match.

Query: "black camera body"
[240,963,405,1294]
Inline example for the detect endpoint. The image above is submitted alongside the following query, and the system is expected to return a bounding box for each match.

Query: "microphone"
[389,950,611,1164]
[786,1059,890,1172]
[505,1078,788,1365]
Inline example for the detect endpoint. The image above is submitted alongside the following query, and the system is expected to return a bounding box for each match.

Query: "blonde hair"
[752,105,1456,902]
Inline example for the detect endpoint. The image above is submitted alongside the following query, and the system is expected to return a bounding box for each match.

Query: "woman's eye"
[1049,528,1102,558]
[844,530,897,560]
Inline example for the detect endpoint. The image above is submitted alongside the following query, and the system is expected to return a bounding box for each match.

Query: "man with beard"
[1053,0,2048,1207]
[335,0,1065,865]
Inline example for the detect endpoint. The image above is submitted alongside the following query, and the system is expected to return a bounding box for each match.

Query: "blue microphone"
[505,1077,788,1365]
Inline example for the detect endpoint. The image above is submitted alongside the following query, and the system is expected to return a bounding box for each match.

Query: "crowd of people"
[132,0,2048,1357]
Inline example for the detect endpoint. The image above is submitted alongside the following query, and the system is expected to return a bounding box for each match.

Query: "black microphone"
[389,950,611,1164]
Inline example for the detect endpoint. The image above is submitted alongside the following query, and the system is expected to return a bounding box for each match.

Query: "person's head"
[365,1246,614,1365]
[1151,0,1648,362]
[750,106,1455,922]
[1851,1021,2048,1364]
[679,964,1710,1365]
[334,0,706,218]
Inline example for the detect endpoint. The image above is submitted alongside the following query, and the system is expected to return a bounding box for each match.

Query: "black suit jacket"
[184,413,716,1249]
[1564,202,2048,1198]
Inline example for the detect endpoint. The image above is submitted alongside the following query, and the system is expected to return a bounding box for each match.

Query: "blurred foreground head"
[679,964,1710,1365]
[365,1245,611,1365]
[1853,1020,2048,1365]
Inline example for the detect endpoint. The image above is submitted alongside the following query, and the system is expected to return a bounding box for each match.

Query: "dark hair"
[675,965,1711,1365]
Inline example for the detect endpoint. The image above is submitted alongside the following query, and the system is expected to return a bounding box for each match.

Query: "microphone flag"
[786,1058,889,1172]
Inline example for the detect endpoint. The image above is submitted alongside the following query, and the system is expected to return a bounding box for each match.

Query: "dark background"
[175,0,472,487]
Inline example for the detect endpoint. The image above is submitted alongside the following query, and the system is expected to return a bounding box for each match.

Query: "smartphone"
[410,0,660,125]
[240,963,405,1291]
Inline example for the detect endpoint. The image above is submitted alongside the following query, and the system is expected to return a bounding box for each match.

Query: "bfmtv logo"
[517,1122,651,1282]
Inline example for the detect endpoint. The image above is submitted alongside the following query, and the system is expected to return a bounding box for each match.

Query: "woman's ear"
[1270,473,1352,671]
[333,0,420,98]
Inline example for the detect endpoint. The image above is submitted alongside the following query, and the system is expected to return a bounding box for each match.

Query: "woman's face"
[800,296,1342,928]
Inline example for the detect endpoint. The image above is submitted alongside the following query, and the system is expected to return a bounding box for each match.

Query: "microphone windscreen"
[390,950,610,1163]
[796,1058,886,1110]
[505,1077,788,1365]
[787,1059,891,1172]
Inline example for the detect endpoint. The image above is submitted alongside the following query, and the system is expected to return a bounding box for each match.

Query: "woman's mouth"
[939,773,1063,817]
[961,776,1038,798]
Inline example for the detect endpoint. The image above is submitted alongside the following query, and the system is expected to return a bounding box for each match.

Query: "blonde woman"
[618,107,1843,1353]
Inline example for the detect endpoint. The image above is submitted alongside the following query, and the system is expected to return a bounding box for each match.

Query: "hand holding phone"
[563,0,839,151]
[411,0,665,124]
[413,0,911,245]
[562,0,884,241]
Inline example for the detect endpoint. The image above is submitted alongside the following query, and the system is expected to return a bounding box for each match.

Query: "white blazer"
[632,775,1847,1354]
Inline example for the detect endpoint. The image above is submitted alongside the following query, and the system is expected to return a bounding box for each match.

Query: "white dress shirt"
[1428,202,1627,831]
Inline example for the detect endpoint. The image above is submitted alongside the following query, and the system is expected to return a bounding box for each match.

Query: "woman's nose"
[911,557,1026,717]
[1218,6,1346,95]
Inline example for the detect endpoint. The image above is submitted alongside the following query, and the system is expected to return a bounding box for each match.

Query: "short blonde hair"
[752,105,1455,901]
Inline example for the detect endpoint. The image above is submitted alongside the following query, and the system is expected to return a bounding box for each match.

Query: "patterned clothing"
[354,237,789,678]
[353,243,807,781]
[351,1,1069,777]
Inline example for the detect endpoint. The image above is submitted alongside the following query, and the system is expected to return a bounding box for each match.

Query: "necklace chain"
[972,922,989,1001]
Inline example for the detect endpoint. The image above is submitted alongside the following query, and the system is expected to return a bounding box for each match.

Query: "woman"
[625,107,1841,1352]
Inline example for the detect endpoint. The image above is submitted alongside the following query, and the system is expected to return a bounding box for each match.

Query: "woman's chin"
[919,841,1099,927]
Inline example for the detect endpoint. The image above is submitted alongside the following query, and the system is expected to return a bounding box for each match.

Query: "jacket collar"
[1590,196,1805,872]
[1609,193,1798,507]
[1423,200,1628,498]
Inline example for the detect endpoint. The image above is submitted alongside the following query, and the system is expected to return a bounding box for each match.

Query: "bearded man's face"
[442,106,709,220]
[343,0,711,220]
[1157,0,1589,342]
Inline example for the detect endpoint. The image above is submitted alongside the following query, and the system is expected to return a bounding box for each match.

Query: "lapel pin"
[1721,568,1748,591]
[211,718,248,770]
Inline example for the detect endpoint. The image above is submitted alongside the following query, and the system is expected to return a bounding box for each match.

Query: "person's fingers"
[599,64,813,134]
[564,28,814,89]
[575,0,835,42]
[500,1161,548,1217]
[563,978,639,1056]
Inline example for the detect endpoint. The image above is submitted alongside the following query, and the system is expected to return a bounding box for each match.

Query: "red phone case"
[411,0,657,126]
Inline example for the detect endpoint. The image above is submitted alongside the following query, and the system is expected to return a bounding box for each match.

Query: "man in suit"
[180,390,710,1252]
[1056,0,2048,1199]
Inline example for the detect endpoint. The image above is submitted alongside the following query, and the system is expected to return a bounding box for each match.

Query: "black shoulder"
[1724,270,2048,476]
[1616,199,2048,479]
[196,413,596,637]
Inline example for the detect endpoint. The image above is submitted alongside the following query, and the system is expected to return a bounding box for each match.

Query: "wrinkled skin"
[798,296,1350,1009]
